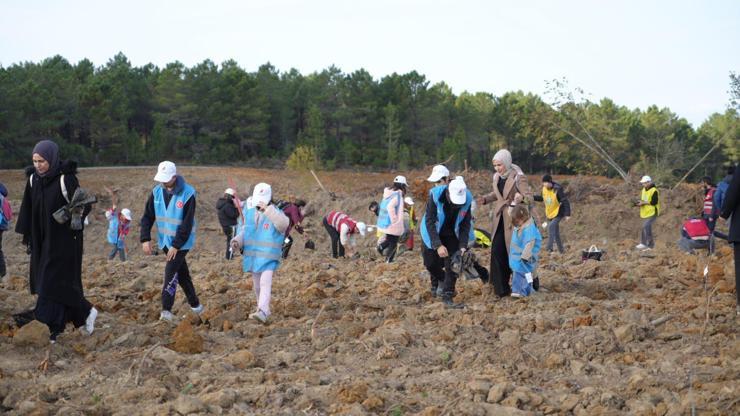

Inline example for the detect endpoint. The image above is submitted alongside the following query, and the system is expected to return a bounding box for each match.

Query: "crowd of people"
[1,139,738,346]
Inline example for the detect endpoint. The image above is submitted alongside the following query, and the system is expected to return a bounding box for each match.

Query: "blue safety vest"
[420,185,473,249]
[153,181,196,250]
[509,221,542,273]
[107,214,119,245]
[241,207,285,273]
[377,191,402,229]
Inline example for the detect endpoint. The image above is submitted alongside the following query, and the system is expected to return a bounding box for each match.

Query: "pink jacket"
[378,188,405,236]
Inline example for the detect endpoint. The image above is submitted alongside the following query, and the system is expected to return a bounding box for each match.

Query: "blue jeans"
[512,271,534,296]
[108,243,126,261]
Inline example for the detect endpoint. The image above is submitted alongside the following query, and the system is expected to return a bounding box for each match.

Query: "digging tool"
[310,170,337,200]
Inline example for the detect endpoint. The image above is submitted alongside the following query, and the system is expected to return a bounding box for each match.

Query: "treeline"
[1,53,738,183]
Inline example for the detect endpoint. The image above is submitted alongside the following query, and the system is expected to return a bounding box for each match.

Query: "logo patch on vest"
[176,201,184,209]
[263,223,270,230]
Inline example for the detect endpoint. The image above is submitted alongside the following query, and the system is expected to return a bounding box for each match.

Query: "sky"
[1,0,738,127]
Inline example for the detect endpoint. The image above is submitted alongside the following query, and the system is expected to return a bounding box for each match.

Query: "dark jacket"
[216,196,239,227]
[720,171,740,242]
[15,161,91,306]
[533,182,572,218]
[424,189,471,250]
[140,175,196,249]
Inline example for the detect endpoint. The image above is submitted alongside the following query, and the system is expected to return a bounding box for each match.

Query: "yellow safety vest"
[640,187,660,218]
[542,186,560,220]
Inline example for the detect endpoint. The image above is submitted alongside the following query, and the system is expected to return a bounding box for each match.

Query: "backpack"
[0,194,11,230]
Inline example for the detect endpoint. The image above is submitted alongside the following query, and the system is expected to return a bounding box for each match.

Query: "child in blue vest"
[105,189,132,261]
[231,183,289,324]
[509,205,542,298]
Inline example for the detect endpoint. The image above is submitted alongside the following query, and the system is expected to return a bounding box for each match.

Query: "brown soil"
[0,167,737,415]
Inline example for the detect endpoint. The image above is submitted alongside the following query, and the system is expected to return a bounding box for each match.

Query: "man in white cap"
[419,176,473,308]
[140,161,204,322]
[376,175,408,262]
[636,175,659,250]
[216,188,240,260]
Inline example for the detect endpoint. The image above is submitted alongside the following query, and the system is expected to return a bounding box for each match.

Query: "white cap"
[154,161,177,183]
[639,175,652,184]
[120,208,132,221]
[427,165,450,182]
[225,188,236,196]
[252,183,272,206]
[356,222,367,236]
[393,175,408,186]
[404,196,414,206]
[448,177,468,205]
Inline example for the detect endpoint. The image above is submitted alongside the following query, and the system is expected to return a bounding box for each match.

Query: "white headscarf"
[493,149,524,179]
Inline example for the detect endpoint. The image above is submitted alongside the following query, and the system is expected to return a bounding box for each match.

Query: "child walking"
[509,205,542,298]
[104,187,131,261]
[231,183,289,324]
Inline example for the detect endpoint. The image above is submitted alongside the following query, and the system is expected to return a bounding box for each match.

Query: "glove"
[525,272,533,284]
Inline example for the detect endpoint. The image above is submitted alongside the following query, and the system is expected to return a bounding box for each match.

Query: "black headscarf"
[32,139,60,177]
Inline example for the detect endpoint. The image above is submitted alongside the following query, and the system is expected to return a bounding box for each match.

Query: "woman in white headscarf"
[479,149,533,298]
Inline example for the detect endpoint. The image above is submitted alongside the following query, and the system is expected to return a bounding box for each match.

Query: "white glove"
[542,222,548,229]
[525,272,533,283]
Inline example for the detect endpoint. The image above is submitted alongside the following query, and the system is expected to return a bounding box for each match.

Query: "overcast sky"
[1,0,738,126]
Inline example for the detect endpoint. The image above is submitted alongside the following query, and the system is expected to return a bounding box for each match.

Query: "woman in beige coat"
[480,149,533,297]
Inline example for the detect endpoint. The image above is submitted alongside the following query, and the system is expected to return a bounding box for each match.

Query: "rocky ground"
[0,166,737,415]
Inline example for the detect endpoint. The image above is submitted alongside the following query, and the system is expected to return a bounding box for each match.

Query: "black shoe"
[376,245,384,255]
[430,286,438,298]
[442,295,464,309]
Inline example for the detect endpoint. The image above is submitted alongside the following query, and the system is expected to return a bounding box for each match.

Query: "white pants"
[252,270,274,315]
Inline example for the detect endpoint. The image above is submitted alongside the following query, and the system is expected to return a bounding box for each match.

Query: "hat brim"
[122,214,132,221]
[154,172,175,182]
[449,192,466,205]
[427,173,444,182]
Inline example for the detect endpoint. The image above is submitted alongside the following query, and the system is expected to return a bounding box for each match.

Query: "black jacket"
[15,161,91,305]
[424,188,471,250]
[720,171,740,242]
[139,176,196,249]
[533,182,572,218]
[216,196,239,227]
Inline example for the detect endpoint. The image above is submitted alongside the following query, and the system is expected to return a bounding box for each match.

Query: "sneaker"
[85,307,98,335]
[511,292,524,298]
[442,296,465,309]
[191,304,204,315]
[641,247,652,252]
[159,310,175,322]
[635,244,647,250]
[250,310,269,324]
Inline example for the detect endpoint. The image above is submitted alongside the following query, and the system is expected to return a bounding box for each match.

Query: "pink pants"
[252,270,274,316]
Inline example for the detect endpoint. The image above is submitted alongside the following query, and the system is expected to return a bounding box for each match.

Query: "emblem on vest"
[176,201,184,209]
[263,223,270,230]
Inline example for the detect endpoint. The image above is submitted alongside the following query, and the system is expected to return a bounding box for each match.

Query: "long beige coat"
[481,169,533,252]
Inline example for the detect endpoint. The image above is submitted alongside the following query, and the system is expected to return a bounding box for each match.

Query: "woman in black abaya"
[15,139,97,343]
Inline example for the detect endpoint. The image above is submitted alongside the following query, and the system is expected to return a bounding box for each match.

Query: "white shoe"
[159,310,175,322]
[85,307,98,335]
[191,304,204,315]
[510,293,524,298]
[641,247,652,252]
[249,310,269,324]
[635,244,647,250]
